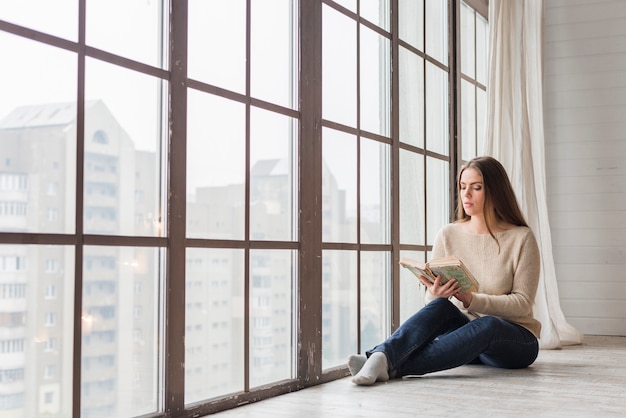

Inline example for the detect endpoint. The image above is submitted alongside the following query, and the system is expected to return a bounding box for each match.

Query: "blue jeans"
[366,298,539,378]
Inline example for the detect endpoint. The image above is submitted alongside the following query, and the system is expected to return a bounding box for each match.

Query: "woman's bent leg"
[366,299,470,376]
[394,315,539,377]
[352,299,468,385]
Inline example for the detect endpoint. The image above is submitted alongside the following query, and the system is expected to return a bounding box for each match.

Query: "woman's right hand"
[420,274,462,299]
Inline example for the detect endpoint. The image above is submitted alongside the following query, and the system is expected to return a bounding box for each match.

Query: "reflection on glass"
[85,59,164,237]
[322,250,357,369]
[86,0,164,68]
[185,248,244,403]
[425,0,448,65]
[0,245,74,417]
[425,62,449,155]
[360,251,390,352]
[360,24,391,137]
[461,80,476,161]
[187,91,245,240]
[426,157,449,245]
[0,0,77,41]
[250,108,297,241]
[399,150,425,245]
[322,5,357,128]
[360,0,390,31]
[0,33,76,234]
[251,0,297,109]
[322,128,357,243]
[399,46,425,147]
[360,139,390,245]
[188,0,246,93]
[399,0,424,50]
[249,249,295,388]
[461,3,476,78]
[399,250,425,323]
[82,246,161,417]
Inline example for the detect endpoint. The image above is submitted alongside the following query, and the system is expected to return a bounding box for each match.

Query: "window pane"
[82,246,161,417]
[322,128,357,243]
[360,24,390,137]
[399,150,425,245]
[360,251,390,352]
[86,0,164,68]
[187,91,245,240]
[425,0,448,65]
[360,139,390,245]
[188,0,246,93]
[0,245,74,417]
[399,46,424,147]
[251,0,297,109]
[0,34,76,234]
[85,59,164,236]
[426,157,449,245]
[360,0,390,31]
[185,248,244,403]
[0,0,77,41]
[322,250,357,369]
[476,14,489,86]
[425,62,449,155]
[399,0,424,51]
[461,80,476,161]
[477,88,487,156]
[399,250,425,323]
[461,3,475,78]
[322,5,357,127]
[250,108,297,241]
[249,249,295,387]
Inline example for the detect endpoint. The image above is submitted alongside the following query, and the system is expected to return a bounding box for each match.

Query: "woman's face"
[459,167,485,218]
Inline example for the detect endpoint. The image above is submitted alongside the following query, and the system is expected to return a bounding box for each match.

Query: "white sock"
[347,354,367,376]
[351,352,389,386]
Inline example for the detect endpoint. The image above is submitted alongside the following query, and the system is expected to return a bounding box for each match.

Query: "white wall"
[544,0,626,336]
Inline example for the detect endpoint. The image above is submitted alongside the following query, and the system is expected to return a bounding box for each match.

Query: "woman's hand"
[453,291,473,308]
[419,274,462,299]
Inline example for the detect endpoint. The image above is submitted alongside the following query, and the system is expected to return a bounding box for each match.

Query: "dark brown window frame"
[0,0,487,416]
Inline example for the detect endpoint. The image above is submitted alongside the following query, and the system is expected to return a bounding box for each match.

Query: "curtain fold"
[484,0,584,349]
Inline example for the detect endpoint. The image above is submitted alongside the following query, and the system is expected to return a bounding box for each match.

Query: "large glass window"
[0,0,486,415]
[461,0,489,160]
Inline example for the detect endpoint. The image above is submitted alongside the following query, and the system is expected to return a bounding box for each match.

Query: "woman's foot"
[347,354,367,376]
[351,352,389,386]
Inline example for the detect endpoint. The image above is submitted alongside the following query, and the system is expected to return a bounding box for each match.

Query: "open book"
[399,255,479,293]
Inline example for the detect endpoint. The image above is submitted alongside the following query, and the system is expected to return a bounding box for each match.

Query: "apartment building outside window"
[0,0,487,416]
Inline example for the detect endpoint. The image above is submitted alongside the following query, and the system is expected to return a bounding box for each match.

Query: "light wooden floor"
[214,335,626,417]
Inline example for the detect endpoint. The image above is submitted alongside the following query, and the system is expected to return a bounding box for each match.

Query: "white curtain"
[484,0,583,349]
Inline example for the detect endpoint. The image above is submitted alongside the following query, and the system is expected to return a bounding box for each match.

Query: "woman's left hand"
[454,291,473,308]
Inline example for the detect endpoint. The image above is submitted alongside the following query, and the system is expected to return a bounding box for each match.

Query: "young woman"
[349,156,541,385]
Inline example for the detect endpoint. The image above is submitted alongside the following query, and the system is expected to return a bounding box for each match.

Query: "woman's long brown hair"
[456,156,529,245]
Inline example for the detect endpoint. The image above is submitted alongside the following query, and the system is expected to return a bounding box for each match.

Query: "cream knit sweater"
[424,223,542,338]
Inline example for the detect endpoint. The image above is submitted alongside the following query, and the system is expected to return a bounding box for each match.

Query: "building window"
[45,259,58,273]
[43,338,57,353]
[44,364,56,379]
[44,312,57,327]
[47,208,58,222]
[92,129,109,144]
[45,284,57,299]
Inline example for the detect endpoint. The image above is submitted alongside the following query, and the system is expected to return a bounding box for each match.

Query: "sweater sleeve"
[467,230,541,319]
